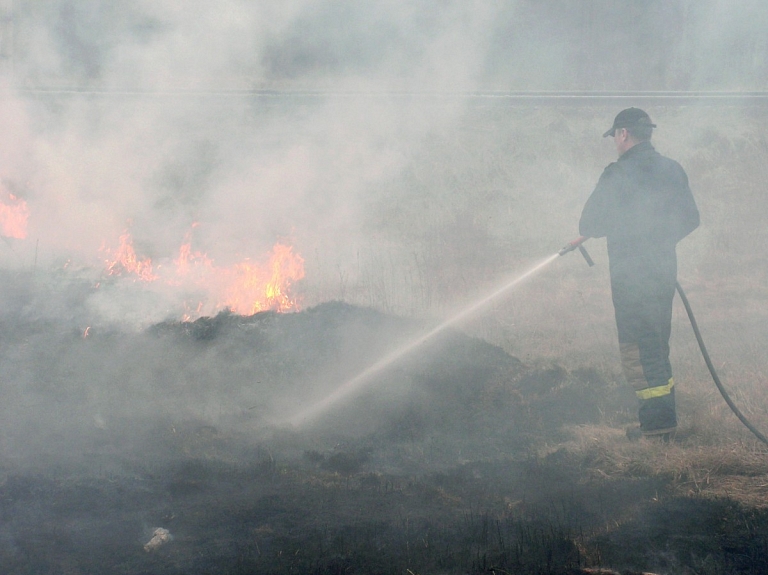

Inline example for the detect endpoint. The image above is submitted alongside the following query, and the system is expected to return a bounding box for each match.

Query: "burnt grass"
[0,302,767,574]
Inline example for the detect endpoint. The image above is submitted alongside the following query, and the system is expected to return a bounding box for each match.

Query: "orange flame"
[103,231,157,281]
[0,191,304,320]
[173,236,214,281]
[101,229,305,318]
[0,193,29,239]
[223,244,305,314]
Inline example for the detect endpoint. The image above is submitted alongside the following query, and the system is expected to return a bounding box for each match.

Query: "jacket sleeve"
[579,164,618,238]
[668,165,700,243]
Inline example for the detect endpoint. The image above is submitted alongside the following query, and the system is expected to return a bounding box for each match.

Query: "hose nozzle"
[559,236,594,267]
[558,236,588,256]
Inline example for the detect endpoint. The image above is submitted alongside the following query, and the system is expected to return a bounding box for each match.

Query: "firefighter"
[579,108,699,439]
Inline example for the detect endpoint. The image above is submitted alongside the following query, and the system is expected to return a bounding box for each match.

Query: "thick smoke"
[0,1,765,428]
[0,7,767,574]
[0,2,505,323]
[1,1,765,326]
[0,4,765,544]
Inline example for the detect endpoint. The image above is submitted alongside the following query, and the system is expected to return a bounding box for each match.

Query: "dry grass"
[556,423,768,508]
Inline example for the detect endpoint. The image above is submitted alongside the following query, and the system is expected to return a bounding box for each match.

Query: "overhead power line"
[2,89,768,105]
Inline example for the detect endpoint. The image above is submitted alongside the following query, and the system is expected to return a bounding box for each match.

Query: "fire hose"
[560,236,768,447]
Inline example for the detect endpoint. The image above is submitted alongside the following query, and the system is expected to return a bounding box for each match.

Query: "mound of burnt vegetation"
[144,301,621,459]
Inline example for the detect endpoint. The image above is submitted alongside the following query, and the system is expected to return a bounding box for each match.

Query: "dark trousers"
[611,268,677,434]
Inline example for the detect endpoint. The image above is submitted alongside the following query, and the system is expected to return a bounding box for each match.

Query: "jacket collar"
[618,140,654,161]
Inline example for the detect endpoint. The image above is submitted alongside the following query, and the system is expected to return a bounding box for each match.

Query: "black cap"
[603,108,657,138]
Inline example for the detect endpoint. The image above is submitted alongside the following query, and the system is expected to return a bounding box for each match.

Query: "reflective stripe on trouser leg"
[636,378,674,400]
[619,341,677,434]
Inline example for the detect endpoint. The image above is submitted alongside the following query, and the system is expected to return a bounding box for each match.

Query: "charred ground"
[0,302,766,574]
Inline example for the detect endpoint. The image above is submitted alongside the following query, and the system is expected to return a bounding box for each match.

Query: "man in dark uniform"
[579,108,699,439]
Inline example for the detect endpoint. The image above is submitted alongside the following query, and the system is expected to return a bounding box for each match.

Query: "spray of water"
[286,252,560,426]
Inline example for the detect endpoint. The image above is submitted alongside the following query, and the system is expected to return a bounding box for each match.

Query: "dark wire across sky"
[3,89,768,106]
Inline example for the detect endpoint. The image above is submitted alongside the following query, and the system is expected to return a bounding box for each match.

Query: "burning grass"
[102,231,306,318]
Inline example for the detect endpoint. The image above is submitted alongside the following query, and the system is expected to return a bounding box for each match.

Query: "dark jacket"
[579,141,699,282]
